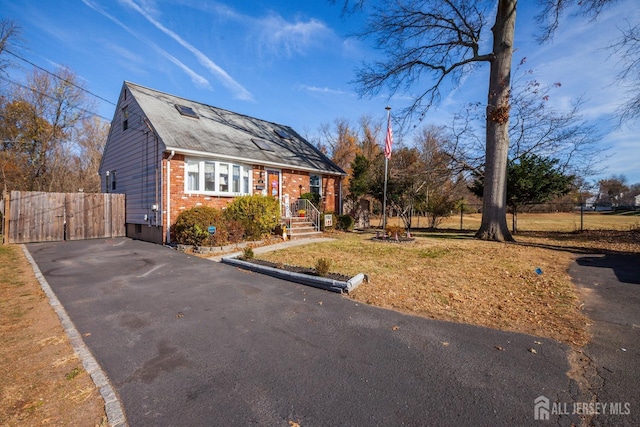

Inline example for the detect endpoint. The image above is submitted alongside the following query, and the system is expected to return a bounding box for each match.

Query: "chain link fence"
[368,203,640,233]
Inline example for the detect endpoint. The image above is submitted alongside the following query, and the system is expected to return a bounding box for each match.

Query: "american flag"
[384,112,393,159]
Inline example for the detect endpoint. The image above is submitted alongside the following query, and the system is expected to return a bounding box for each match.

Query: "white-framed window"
[232,165,240,193]
[242,168,250,193]
[185,158,252,195]
[219,163,229,192]
[187,161,199,191]
[310,174,321,196]
[204,161,215,191]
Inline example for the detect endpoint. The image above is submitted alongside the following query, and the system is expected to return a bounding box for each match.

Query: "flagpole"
[382,105,391,231]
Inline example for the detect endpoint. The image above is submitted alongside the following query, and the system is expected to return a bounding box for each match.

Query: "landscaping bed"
[222,255,365,293]
[242,258,352,282]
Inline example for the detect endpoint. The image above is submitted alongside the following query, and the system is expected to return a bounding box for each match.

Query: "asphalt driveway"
[26,238,582,426]
[569,253,640,426]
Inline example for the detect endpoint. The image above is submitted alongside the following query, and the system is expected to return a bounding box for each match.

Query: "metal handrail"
[294,199,320,231]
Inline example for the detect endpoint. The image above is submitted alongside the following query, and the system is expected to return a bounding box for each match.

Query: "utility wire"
[4,48,117,106]
[0,75,113,122]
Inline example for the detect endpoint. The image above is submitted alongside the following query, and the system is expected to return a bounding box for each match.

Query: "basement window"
[175,104,199,119]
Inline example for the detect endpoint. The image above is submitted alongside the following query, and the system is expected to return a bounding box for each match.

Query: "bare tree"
[0,67,97,192]
[0,19,19,76]
[596,175,629,207]
[357,115,383,161]
[446,73,607,179]
[340,0,617,241]
[610,20,640,123]
[74,117,108,192]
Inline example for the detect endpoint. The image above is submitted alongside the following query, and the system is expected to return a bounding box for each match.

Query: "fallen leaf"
[495,346,504,351]
[82,332,91,337]
[289,421,300,427]
[534,341,542,345]
[392,326,399,331]
[318,301,323,306]
[528,347,537,354]
[176,313,184,319]
[442,342,449,346]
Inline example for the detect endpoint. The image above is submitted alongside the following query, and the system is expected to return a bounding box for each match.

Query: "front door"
[267,170,280,199]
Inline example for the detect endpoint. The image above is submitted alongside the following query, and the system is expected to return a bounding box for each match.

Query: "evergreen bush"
[173,206,224,246]
[224,195,280,240]
[300,192,321,208]
[336,214,355,231]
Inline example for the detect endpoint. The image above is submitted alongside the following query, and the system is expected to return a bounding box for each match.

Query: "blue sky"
[2,0,639,184]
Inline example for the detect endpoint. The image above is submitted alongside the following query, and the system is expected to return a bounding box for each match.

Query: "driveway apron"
[569,252,640,426]
[27,238,582,426]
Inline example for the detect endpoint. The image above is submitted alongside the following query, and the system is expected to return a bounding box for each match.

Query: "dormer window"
[175,104,199,119]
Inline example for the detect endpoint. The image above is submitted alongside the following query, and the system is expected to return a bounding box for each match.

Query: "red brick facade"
[162,154,341,242]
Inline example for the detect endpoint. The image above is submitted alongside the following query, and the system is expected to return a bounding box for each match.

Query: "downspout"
[166,150,175,244]
[338,175,343,215]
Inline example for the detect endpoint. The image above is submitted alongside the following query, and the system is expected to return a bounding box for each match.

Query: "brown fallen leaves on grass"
[257,229,639,347]
[0,245,106,427]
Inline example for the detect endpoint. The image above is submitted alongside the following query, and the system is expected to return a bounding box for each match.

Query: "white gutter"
[166,150,175,243]
[164,146,346,176]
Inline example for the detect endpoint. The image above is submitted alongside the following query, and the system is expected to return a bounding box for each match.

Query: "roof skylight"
[175,104,199,119]
[275,129,291,139]
[252,138,274,151]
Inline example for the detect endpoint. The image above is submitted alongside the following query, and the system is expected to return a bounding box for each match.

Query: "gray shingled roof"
[126,82,345,175]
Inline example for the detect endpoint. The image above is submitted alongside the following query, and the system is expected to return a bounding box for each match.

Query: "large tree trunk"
[476,0,517,242]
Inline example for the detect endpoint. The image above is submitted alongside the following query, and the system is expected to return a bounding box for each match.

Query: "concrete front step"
[287,226,320,240]
[285,217,320,239]
[290,225,316,232]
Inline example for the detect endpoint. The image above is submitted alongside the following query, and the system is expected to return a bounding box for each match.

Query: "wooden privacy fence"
[2,191,125,244]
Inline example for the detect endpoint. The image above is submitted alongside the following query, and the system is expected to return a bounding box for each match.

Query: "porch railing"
[282,198,320,232]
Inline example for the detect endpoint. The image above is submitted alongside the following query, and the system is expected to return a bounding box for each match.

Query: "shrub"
[241,246,254,260]
[336,214,355,231]
[315,257,332,277]
[224,195,281,240]
[385,224,405,238]
[226,219,245,244]
[300,192,321,208]
[173,207,223,246]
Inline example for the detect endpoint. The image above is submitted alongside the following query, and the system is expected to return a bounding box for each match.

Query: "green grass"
[65,367,83,381]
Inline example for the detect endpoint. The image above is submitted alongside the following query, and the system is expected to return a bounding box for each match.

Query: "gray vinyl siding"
[99,86,165,226]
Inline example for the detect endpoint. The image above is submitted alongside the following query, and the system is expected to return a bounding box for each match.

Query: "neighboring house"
[99,82,345,244]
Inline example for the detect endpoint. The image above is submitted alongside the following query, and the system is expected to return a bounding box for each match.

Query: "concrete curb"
[221,256,365,293]
[21,245,128,427]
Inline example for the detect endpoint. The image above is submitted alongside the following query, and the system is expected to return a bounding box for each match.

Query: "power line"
[0,75,113,122]
[3,48,117,106]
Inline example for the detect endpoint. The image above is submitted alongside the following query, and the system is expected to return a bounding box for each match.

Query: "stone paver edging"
[21,245,128,427]
[222,256,365,293]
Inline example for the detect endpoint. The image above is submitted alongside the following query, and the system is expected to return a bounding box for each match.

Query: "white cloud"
[102,40,144,64]
[175,1,337,59]
[297,84,351,96]
[81,0,211,89]
[119,0,254,101]
[257,14,333,57]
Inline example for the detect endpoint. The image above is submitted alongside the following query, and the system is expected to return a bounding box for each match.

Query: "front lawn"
[255,229,639,346]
